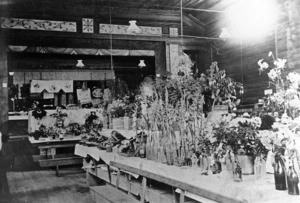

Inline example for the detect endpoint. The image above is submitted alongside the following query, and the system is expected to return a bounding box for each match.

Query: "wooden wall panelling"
[155,42,167,75]
[0,34,8,134]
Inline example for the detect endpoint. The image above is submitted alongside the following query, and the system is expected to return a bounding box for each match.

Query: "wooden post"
[107,165,112,184]
[86,170,99,187]
[116,168,120,189]
[155,42,167,76]
[126,174,131,195]
[140,177,147,202]
[0,34,8,135]
[179,190,185,203]
[56,165,59,177]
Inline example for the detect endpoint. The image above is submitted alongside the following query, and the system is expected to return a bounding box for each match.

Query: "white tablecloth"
[74,144,300,203]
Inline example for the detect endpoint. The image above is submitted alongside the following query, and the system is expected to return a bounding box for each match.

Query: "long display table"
[29,135,82,176]
[75,144,300,203]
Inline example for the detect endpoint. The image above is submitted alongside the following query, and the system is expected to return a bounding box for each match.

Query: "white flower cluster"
[228,116,261,129]
[286,72,300,89]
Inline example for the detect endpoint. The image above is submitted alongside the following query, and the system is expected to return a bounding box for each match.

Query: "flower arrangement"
[31,101,47,120]
[84,111,103,132]
[213,114,266,157]
[257,52,300,191]
[258,51,300,118]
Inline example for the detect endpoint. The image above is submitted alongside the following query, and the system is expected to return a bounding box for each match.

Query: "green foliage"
[213,120,267,157]
[200,62,243,111]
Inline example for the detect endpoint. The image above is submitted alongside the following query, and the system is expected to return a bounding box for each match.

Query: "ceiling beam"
[183,14,205,35]
[2,29,211,48]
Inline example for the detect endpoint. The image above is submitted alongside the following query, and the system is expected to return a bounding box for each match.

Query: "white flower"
[289,99,300,109]
[250,116,262,128]
[274,58,287,69]
[268,51,273,57]
[228,117,247,127]
[286,72,300,89]
[257,130,274,150]
[268,69,278,81]
[257,59,269,70]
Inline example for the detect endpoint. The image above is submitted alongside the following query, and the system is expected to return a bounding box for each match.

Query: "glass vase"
[233,161,242,182]
[274,154,287,190]
[287,165,300,195]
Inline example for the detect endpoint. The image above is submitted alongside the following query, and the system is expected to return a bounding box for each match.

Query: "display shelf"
[8,115,28,120]
[76,145,300,203]
[85,165,181,203]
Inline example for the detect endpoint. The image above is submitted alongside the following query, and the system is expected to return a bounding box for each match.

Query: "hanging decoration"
[30,80,73,93]
[7,46,155,56]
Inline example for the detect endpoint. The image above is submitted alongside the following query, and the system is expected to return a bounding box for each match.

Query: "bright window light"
[227,0,279,41]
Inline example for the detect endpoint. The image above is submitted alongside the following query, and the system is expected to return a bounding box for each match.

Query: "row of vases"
[274,154,299,195]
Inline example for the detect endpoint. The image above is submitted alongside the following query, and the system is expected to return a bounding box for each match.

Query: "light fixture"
[138,60,146,68]
[76,59,85,68]
[127,20,141,34]
[226,0,278,41]
[9,72,14,76]
[219,28,231,39]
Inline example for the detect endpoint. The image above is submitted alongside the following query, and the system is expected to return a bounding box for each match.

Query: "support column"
[0,36,8,134]
[286,0,300,69]
[155,42,167,76]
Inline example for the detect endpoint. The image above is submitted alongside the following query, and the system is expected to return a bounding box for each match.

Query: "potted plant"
[213,115,265,175]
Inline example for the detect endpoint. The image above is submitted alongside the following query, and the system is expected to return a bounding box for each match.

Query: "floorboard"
[2,167,95,203]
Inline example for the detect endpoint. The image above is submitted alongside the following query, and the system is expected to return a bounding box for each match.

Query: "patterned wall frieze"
[99,23,162,35]
[7,46,155,56]
[1,18,77,32]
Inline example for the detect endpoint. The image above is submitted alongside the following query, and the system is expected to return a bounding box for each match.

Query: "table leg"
[179,190,185,203]
[141,177,147,202]
[56,165,59,177]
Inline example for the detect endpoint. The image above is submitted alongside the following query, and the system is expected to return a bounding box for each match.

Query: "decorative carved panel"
[169,27,178,37]
[99,24,162,35]
[1,18,77,32]
[82,18,94,33]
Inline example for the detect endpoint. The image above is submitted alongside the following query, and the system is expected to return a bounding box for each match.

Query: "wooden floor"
[1,167,95,203]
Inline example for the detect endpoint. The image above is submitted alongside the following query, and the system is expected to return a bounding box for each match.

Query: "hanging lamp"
[76,60,85,68]
[138,60,146,68]
[219,28,231,39]
[127,20,141,34]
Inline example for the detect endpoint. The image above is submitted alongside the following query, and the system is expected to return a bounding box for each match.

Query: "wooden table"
[28,136,82,176]
[75,144,300,203]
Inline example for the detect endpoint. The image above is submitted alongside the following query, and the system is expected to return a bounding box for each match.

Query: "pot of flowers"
[214,114,264,176]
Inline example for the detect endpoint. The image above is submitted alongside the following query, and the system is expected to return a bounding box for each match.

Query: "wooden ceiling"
[1,0,241,38]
